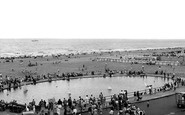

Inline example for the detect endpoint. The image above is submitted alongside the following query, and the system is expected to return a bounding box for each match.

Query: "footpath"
[129,86,185,104]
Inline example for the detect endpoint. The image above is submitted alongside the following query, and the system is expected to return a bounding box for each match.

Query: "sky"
[0,0,185,39]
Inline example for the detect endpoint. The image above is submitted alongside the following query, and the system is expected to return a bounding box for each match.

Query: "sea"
[0,39,185,57]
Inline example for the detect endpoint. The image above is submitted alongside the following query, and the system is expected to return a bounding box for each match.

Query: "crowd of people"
[0,76,21,91]
[22,90,146,115]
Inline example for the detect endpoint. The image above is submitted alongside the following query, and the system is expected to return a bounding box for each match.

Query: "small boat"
[31,40,38,42]
[147,85,152,88]
[108,86,112,90]
[68,92,71,95]
[24,89,28,94]
[23,84,28,94]
[144,82,152,87]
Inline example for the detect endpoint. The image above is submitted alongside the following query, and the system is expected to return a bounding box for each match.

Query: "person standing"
[147,100,149,108]
[136,91,142,101]
[149,86,152,95]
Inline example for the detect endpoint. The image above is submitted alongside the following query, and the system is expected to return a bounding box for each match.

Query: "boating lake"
[0,76,172,104]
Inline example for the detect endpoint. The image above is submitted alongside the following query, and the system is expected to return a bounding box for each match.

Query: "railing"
[69,84,178,115]
[103,86,165,102]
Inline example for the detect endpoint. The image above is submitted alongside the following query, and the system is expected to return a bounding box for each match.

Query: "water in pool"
[0,76,172,104]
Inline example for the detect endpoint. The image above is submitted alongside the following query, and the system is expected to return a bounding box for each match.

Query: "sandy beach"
[1,47,185,80]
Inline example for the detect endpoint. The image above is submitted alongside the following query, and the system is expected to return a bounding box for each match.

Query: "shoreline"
[0,46,184,58]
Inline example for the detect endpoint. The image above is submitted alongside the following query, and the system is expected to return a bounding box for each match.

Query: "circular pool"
[0,76,172,104]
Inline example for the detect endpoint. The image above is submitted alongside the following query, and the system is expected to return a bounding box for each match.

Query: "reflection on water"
[0,76,172,104]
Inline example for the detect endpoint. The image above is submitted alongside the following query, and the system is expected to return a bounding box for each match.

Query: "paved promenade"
[82,86,185,115]
[130,86,185,104]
